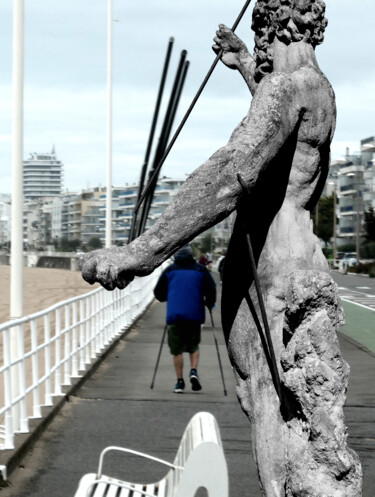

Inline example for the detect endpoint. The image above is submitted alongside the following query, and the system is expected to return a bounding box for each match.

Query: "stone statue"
[79,1,362,495]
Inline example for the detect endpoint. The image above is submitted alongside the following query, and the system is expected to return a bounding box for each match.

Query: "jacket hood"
[174,245,195,264]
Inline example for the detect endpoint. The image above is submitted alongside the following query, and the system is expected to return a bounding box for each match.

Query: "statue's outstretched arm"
[213,24,257,95]
[79,75,300,290]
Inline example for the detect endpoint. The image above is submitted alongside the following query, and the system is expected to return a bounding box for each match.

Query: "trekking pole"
[150,323,168,389]
[209,309,227,396]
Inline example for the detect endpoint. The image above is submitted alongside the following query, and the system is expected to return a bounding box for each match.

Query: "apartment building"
[23,147,63,200]
[0,194,11,246]
[329,136,375,246]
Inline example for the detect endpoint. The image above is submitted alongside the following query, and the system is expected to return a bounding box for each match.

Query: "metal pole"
[209,310,227,396]
[355,171,360,260]
[150,324,168,389]
[333,189,337,260]
[133,0,252,215]
[138,55,189,237]
[105,0,113,248]
[10,0,24,434]
[129,37,174,243]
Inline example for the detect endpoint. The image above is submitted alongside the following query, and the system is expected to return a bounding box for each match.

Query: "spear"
[133,0,252,217]
[137,52,189,237]
[129,37,174,243]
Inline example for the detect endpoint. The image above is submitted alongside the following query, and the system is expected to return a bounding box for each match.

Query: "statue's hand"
[212,24,248,70]
[78,246,138,291]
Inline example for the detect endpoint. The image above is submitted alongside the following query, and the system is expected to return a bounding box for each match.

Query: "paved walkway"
[1,275,374,496]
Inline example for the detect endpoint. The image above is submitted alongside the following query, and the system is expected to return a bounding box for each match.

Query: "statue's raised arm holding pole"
[79,2,362,495]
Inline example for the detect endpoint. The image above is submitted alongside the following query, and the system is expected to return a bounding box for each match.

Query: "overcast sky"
[0,0,374,194]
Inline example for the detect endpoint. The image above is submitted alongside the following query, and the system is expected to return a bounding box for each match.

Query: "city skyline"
[0,1,374,194]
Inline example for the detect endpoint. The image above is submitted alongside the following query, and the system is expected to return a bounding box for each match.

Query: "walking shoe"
[173,378,185,393]
[189,369,202,391]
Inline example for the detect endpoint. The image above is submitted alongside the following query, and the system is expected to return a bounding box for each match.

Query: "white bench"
[73,411,228,497]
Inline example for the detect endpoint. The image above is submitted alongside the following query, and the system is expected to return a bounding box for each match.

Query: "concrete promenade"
[1,274,374,496]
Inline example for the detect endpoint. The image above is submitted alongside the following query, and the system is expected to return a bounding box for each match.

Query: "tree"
[363,206,375,242]
[199,233,213,253]
[312,194,334,248]
[59,238,81,252]
[88,237,102,250]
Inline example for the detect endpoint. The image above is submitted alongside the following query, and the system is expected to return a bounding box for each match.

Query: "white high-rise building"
[23,147,63,200]
[0,194,11,246]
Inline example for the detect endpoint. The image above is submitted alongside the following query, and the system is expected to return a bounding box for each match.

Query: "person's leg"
[168,324,185,393]
[188,324,202,391]
[189,349,200,370]
[173,353,184,378]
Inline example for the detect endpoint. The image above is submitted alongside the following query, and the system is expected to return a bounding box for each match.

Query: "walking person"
[198,252,208,267]
[154,244,216,393]
[218,253,226,283]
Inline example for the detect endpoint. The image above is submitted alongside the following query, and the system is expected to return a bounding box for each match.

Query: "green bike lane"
[340,300,375,354]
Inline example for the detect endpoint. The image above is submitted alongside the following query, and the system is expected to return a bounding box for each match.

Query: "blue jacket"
[154,253,216,325]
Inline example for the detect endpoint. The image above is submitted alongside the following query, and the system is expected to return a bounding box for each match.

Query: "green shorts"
[168,322,201,355]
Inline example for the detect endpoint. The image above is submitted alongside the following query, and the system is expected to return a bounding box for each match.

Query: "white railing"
[0,267,163,450]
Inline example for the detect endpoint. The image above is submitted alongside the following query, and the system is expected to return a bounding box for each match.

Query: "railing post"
[3,327,14,449]
[17,323,28,432]
[31,320,41,419]
[54,309,62,395]
[79,299,85,371]
[85,298,92,362]
[96,292,103,351]
[72,301,79,378]
[64,305,71,386]
[44,314,52,406]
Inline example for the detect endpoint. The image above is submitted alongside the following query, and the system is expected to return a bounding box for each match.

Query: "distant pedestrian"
[198,252,208,267]
[218,254,226,283]
[206,252,213,271]
[154,245,216,393]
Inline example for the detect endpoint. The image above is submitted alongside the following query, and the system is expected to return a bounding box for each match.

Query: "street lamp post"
[328,181,337,262]
[347,172,361,262]
[10,0,27,439]
[105,0,113,248]
[332,189,337,260]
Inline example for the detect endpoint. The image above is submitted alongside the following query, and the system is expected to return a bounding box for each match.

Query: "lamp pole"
[105,0,113,248]
[10,0,24,321]
[328,181,337,264]
[347,171,361,261]
[332,189,337,260]
[10,0,25,437]
[355,171,360,261]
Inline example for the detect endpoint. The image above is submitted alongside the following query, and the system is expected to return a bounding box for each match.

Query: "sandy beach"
[0,265,99,325]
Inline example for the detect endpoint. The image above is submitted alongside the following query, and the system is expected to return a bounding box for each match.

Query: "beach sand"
[0,265,99,325]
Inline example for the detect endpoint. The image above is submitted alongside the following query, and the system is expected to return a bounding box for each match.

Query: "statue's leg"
[281,270,362,496]
[226,269,363,497]
[227,286,288,497]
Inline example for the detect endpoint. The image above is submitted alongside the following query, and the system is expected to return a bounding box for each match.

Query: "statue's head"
[252,0,328,82]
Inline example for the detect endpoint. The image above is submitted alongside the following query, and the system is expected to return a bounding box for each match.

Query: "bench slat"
[106,483,121,497]
[119,486,131,497]
[133,483,145,497]
[145,483,156,496]
[93,482,108,497]
[156,477,167,497]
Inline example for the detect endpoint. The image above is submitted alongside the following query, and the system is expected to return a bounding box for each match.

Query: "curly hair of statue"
[252,0,328,82]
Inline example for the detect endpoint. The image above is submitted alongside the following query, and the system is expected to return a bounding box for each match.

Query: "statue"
[79,1,362,495]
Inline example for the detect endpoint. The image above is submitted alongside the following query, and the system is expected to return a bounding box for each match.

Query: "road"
[331,270,375,354]
[331,270,375,311]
